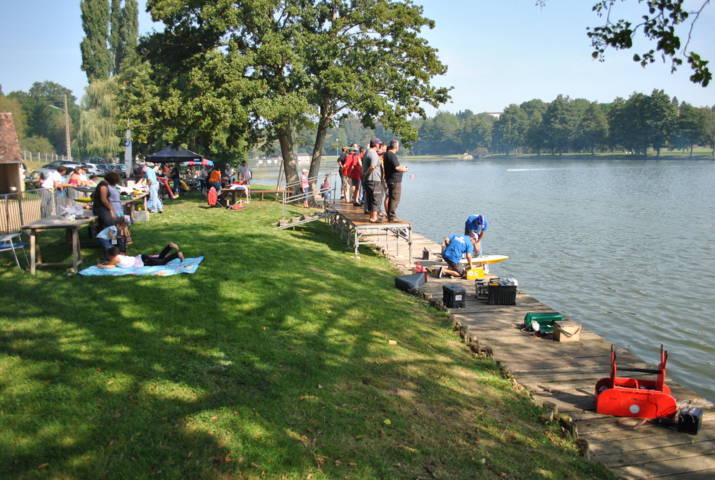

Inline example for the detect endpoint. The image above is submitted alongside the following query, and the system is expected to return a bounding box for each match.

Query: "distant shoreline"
[401,152,715,162]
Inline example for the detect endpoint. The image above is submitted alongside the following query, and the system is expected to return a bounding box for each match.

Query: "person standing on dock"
[337,147,349,200]
[362,138,383,223]
[439,234,477,278]
[383,140,408,222]
[464,214,488,256]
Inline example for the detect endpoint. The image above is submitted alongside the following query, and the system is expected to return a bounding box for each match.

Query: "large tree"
[673,102,707,156]
[574,102,608,154]
[491,104,528,155]
[80,0,112,81]
[82,0,138,80]
[77,79,122,160]
[644,89,677,157]
[541,95,578,155]
[8,82,80,155]
[139,0,448,185]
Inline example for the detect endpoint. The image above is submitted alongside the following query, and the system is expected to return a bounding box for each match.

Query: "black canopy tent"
[146,147,203,163]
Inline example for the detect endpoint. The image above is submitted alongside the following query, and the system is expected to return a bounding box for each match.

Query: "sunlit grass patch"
[0,194,613,479]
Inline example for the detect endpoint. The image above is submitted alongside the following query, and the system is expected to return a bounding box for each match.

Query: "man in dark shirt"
[382,140,408,222]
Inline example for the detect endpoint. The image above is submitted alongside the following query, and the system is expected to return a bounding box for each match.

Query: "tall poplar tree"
[80,0,112,81]
[117,0,139,73]
[109,0,123,73]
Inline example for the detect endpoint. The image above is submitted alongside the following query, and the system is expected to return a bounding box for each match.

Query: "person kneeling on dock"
[439,234,477,278]
[97,243,184,269]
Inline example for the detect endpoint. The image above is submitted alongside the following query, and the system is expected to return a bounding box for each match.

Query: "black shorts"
[446,259,465,276]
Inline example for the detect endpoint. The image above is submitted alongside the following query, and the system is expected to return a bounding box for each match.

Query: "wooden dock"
[327,202,413,258]
[330,215,715,479]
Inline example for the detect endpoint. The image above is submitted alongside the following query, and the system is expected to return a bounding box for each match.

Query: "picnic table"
[22,215,96,274]
[220,185,251,204]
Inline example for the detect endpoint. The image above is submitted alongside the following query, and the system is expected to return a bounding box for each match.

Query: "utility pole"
[63,94,72,161]
[124,129,133,176]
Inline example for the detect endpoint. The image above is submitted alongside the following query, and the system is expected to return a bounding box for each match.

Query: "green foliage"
[587,0,711,86]
[672,102,707,155]
[0,94,27,139]
[136,0,448,183]
[19,135,56,154]
[7,82,80,154]
[77,78,122,159]
[80,0,112,81]
[81,0,138,80]
[492,104,528,154]
[574,102,609,154]
[117,0,139,72]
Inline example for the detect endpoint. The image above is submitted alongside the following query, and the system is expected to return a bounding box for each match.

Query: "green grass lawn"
[0,196,613,480]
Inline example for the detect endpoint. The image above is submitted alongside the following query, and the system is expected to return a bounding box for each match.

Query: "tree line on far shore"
[407,91,715,158]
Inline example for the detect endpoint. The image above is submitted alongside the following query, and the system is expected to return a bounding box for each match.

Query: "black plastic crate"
[443,284,466,308]
[475,279,489,301]
[487,284,517,305]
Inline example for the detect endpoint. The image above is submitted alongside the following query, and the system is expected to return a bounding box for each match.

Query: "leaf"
[383,418,392,425]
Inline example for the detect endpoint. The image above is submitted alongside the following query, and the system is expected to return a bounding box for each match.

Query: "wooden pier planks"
[352,226,715,479]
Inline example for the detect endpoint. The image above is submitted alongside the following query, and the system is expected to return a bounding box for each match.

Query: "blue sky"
[1,0,713,112]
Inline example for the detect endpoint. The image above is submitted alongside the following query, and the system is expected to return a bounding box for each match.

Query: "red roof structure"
[0,112,22,165]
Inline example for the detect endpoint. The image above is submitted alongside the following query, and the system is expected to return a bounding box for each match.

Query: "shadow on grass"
[0,198,612,479]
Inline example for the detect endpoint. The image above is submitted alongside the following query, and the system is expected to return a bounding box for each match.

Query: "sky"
[1,0,713,112]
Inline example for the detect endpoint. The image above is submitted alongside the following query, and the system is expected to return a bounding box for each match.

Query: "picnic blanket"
[79,257,204,277]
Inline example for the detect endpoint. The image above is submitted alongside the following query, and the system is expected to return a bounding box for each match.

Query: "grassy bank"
[0,196,613,479]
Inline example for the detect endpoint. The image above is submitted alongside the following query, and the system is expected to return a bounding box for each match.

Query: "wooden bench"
[251,189,285,201]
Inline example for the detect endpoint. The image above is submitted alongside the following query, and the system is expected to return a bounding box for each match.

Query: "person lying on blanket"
[97,242,184,269]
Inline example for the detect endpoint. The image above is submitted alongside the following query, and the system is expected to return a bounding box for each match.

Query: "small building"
[0,112,24,194]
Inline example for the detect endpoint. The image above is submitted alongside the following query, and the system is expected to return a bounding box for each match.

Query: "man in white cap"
[464,214,488,256]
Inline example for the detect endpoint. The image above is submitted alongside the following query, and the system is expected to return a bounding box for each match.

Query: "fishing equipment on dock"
[394,272,427,294]
[442,284,466,308]
[553,320,582,342]
[523,312,564,333]
[594,345,703,435]
[487,277,518,305]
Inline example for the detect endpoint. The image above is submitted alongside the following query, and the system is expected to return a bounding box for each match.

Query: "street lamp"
[47,94,72,161]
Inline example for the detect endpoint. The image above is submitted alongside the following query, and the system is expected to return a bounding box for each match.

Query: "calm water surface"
[396,158,715,402]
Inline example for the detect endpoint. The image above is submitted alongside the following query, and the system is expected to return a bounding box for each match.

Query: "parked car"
[81,162,101,175]
[42,161,64,169]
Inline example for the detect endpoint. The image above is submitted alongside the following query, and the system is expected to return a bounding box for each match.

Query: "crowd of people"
[336,137,408,223]
[334,138,490,278]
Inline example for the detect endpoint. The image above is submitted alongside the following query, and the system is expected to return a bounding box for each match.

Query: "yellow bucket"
[466,267,486,279]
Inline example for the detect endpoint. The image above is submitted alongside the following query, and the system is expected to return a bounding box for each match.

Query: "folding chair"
[0,232,28,269]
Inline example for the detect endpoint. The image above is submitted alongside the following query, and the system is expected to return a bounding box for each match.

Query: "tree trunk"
[309,113,331,199]
[689,145,694,158]
[277,125,299,189]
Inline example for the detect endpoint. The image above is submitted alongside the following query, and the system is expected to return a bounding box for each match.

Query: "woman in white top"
[97,242,184,268]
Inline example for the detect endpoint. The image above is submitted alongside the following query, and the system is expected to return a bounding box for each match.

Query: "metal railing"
[0,188,78,234]
[281,171,339,219]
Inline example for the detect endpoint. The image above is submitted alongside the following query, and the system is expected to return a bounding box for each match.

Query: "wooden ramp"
[353,228,715,479]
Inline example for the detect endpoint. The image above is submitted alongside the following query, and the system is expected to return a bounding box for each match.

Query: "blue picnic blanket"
[79,257,204,276]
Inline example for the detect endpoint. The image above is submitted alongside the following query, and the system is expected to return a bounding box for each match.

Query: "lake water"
[255,159,715,402]
[397,158,715,402]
